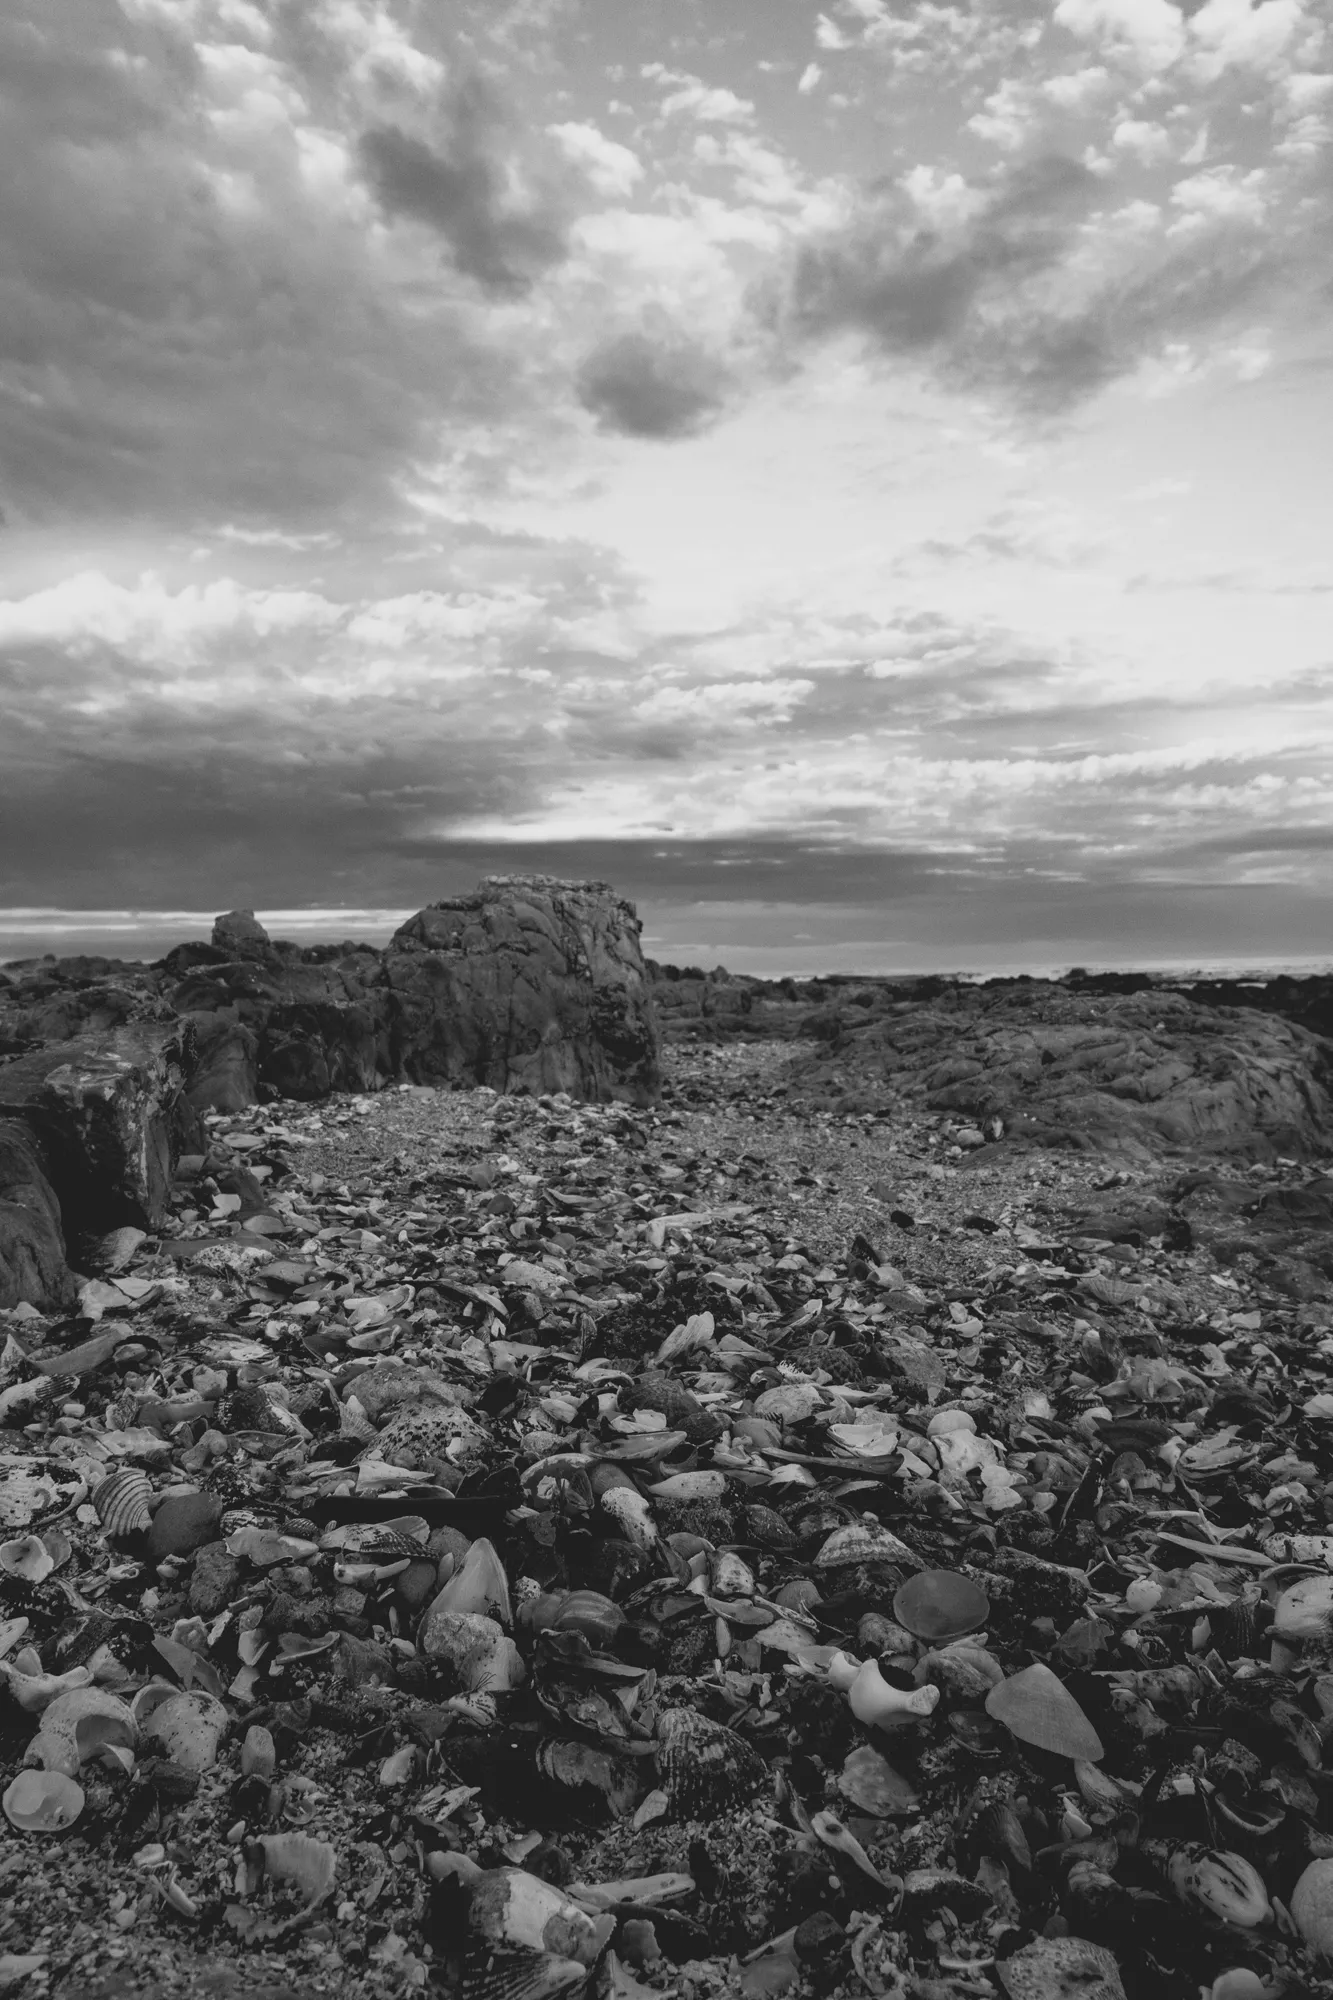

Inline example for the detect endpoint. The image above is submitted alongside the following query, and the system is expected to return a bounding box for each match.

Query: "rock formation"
[787,983,1333,1162]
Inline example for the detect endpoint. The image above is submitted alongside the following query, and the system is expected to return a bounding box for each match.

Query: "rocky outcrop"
[0,876,662,1118]
[388,876,659,1102]
[788,984,1333,1161]
[0,1123,74,1311]
[0,1020,200,1235]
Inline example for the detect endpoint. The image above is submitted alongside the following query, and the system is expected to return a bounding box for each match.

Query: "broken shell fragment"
[27,1688,138,1777]
[656,1707,767,1820]
[253,1831,337,1905]
[3,1770,84,1833]
[848,1659,940,1728]
[647,1471,727,1502]
[0,1535,54,1585]
[1272,1574,1333,1645]
[93,1468,152,1537]
[1287,1857,1333,1955]
[431,1537,513,1626]
[985,1663,1104,1763]
[893,1569,990,1643]
[142,1692,230,1772]
[517,1590,624,1648]
[468,1867,608,1965]
[997,1935,1126,2000]
[837,1744,919,1816]
[419,1610,526,1695]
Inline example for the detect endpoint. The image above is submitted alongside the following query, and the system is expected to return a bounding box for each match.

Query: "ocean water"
[1,908,1330,982]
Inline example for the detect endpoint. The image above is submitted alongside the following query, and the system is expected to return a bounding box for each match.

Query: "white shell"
[0,1536,54,1585]
[848,1660,940,1727]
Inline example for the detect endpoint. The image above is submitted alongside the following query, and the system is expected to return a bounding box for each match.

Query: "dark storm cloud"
[0,5,553,529]
[576,326,734,438]
[358,79,569,295]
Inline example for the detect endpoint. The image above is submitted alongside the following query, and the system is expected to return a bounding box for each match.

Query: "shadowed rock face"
[0,877,662,1116]
[787,985,1333,1162]
[0,1122,74,1311]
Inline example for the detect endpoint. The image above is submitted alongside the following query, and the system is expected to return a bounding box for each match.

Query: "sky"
[1,0,1332,974]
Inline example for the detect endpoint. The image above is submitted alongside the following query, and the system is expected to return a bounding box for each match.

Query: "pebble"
[146,1491,224,1565]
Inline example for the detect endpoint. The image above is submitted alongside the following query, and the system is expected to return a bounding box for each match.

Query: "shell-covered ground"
[2,1038,1333,2000]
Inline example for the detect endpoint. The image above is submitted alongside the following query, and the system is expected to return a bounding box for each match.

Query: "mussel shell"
[93,1468,152,1537]
[655,1708,767,1820]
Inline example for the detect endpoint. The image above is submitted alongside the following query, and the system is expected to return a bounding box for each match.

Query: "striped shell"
[332,1525,425,1562]
[460,1949,587,2000]
[655,1708,767,1821]
[93,1469,152,1537]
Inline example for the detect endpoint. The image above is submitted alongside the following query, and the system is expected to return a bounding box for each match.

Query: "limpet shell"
[655,1707,767,1820]
[3,1769,84,1833]
[93,1468,152,1537]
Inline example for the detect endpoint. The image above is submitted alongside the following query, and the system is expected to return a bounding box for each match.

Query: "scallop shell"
[655,1708,767,1820]
[460,1949,588,2000]
[813,1522,920,1570]
[2,1770,84,1833]
[93,1468,152,1537]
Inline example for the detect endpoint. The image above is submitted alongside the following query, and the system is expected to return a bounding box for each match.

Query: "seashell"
[655,1708,767,1820]
[1074,1760,1139,1813]
[1142,1841,1269,1926]
[469,1867,609,1965]
[741,1503,797,1551]
[252,1831,337,1905]
[826,1650,862,1691]
[1272,1574,1333,1644]
[837,1744,918,1817]
[1290,1856,1333,1957]
[894,1569,990,1643]
[430,1539,512,1626]
[597,1483,658,1550]
[0,1661,93,1713]
[27,1689,138,1777]
[0,1535,54,1585]
[753,1383,823,1424]
[708,1551,755,1599]
[93,1468,152,1537]
[647,1471,728,1503]
[813,1522,920,1569]
[986,1664,1104,1763]
[997,1935,1126,2000]
[811,1809,902,1893]
[324,1524,426,1563]
[142,1692,230,1772]
[518,1591,624,1648]
[338,1395,377,1442]
[460,1949,588,2000]
[857,1612,915,1656]
[419,1610,526,1696]
[1207,1597,1268,1660]
[849,1660,940,1728]
[536,1739,639,1816]
[241,1725,276,1779]
[3,1769,84,1833]
[916,1643,1004,1705]
[1208,1975,1266,2000]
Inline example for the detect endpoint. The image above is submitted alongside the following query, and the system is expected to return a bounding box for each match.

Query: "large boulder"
[388,876,660,1103]
[211,909,271,958]
[789,984,1333,1161]
[0,1122,74,1311]
[0,1019,199,1233]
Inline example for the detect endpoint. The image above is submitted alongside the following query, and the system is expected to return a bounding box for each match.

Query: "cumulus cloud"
[576,324,734,438]
[358,81,569,293]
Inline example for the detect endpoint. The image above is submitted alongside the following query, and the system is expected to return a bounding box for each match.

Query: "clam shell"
[986,1664,1105,1763]
[28,1688,138,1777]
[894,1569,990,1643]
[430,1538,512,1625]
[142,1691,230,1771]
[3,1769,84,1833]
[93,1468,152,1537]
[655,1708,767,1820]
[536,1738,639,1816]
[0,1535,55,1585]
[1291,1856,1333,1957]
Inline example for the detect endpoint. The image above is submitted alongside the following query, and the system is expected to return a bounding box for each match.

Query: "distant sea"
[1,908,1330,983]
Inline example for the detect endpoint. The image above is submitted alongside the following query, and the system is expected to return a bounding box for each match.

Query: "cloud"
[548,121,644,199]
[0,3,568,532]
[576,324,735,438]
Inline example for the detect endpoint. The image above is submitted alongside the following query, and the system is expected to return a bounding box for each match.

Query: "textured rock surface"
[0,1122,74,1311]
[787,984,1333,1161]
[0,1020,199,1233]
[387,875,659,1103]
